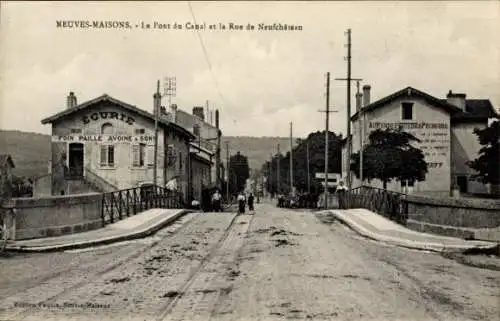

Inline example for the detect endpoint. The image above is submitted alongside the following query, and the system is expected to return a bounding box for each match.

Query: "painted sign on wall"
[368,121,450,170]
[52,135,154,143]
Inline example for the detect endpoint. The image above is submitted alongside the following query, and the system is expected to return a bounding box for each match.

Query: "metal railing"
[101,185,183,225]
[349,186,409,225]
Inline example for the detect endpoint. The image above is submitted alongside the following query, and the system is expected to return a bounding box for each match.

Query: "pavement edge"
[5,209,193,253]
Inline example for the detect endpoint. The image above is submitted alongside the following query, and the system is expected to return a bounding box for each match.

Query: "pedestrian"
[211,189,222,212]
[237,191,246,214]
[336,181,348,209]
[248,193,255,211]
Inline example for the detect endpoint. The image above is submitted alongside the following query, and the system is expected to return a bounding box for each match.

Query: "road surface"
[0,203,498,321]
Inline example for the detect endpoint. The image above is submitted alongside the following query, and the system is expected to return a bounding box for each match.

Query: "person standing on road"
[336,181,348,209]
[211,189,222,212]
[247,193,255,211]
[237,192,246,214]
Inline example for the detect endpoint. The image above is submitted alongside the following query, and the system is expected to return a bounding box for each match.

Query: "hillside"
[0,130,295,178]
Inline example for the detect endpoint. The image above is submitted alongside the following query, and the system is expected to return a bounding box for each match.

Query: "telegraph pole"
[225,141,230,201]
[277,144,281,194]
[153,80,161,186]
[318,72,338,209]
[269,153,273,198]
[356,81,364,185]
[289,122,294,194]
[306,140,311,194]
[163,76,176,183]
[335,29,362,207]
[215,110,222,191]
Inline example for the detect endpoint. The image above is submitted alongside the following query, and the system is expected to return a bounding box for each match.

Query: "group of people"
[236,192,255,214]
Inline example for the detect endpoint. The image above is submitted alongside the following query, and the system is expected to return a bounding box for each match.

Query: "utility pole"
[163,76,176,184]
[318,72,338,209]
[215,110,221,191]
[153,80,161,187]
[269,153,273,198]
[356,81,364,185]
[306,140,311,194]
[335,29,362,207]
[277,144,281,194]
[289,122,294,195]
[225,141,230,201]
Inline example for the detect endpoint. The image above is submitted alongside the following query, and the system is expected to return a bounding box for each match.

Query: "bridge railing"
[101,185,183,225]
[349,186,409,225]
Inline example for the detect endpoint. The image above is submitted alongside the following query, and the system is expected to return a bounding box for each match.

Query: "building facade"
[342,86,499,196]
[0,154,15,200]
[41,92,195,200]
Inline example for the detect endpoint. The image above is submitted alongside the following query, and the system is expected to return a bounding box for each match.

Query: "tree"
[467,120,500,195]
[350,127,428,189]
[229,151,250,195]
[261,130,343,195]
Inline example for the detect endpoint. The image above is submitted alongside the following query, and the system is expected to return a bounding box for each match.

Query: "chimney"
[355,92,363,112]
[66,92,77,109]
[446,90,467,111]
[362,85,371,107]
[193,106,205,121]
[170,104,178,123]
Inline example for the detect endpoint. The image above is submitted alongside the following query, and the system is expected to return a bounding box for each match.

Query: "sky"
[1,1,499,138]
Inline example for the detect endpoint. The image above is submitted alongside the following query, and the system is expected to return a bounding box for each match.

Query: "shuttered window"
[131,144,146,167]
[100,145,115,167]
[179,151,183,171]
[147,145,154,166]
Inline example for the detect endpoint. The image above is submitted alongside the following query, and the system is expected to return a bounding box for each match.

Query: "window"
[101,123,113,135]
[71,128,82,134]
[400,180,415,187]
[135,128,145,134]
[146,145,154,167]
[132,143,146,167]
[401,102,414,120]
[100,145,115,167]
[193,124,200,137]
[179,151,183,171]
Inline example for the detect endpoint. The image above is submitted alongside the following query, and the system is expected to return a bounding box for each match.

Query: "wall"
[404,194,500,240]
[451,121,489,194]
[190,157,212,201]
[1,193,103,240]
[51,101,166,190]
[175,109,218,183]
[347,96,452,194]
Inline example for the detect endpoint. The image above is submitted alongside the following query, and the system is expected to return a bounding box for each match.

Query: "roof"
[190,152,213,166]
[351,86,462,121]
[444,99,500,122]
[41,94,196,141]
[0,154,15,169]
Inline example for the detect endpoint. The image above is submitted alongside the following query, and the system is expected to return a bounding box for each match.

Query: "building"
[41,92,196,200]
[342,86,499,197]
[0,154,15,199]
[161,104,222,201]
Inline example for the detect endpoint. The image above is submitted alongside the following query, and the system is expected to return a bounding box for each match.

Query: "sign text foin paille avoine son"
[52,135,154,143]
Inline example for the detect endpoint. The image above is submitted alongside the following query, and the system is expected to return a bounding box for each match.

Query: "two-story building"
[41,92,195,200]
[342,85,499,197]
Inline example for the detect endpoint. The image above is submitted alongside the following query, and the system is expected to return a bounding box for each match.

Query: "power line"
[187,2,228,109]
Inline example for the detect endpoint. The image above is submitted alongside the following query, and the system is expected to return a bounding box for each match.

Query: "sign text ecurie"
[82,112,135,125]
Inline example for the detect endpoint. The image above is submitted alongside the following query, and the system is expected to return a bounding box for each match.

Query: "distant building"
[0,154,15,199]
[41,92,196,201]
[342,86,499,197]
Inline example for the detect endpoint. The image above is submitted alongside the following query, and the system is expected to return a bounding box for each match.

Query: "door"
[457,175,468,194]
[68,143,84,179]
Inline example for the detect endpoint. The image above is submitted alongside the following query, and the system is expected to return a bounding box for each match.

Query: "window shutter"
[100,145,107,166]
[139,144,146,166]
[108,146,115,166]
[147,145,155,166]
[132,145,140,167]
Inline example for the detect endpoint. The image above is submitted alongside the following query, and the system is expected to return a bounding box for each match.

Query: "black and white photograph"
[0,1,499,320]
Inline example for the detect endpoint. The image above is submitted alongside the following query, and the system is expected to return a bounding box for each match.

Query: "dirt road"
[0,204,498,321]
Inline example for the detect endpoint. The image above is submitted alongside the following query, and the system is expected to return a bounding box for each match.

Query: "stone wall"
[1,193,103,240]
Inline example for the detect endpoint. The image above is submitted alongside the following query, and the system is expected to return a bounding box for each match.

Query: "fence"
[101,185,183,225]
[349,186,409,225]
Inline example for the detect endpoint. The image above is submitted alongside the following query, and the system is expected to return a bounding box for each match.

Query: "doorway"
[457,175,468,194]
[68,143,84,179]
